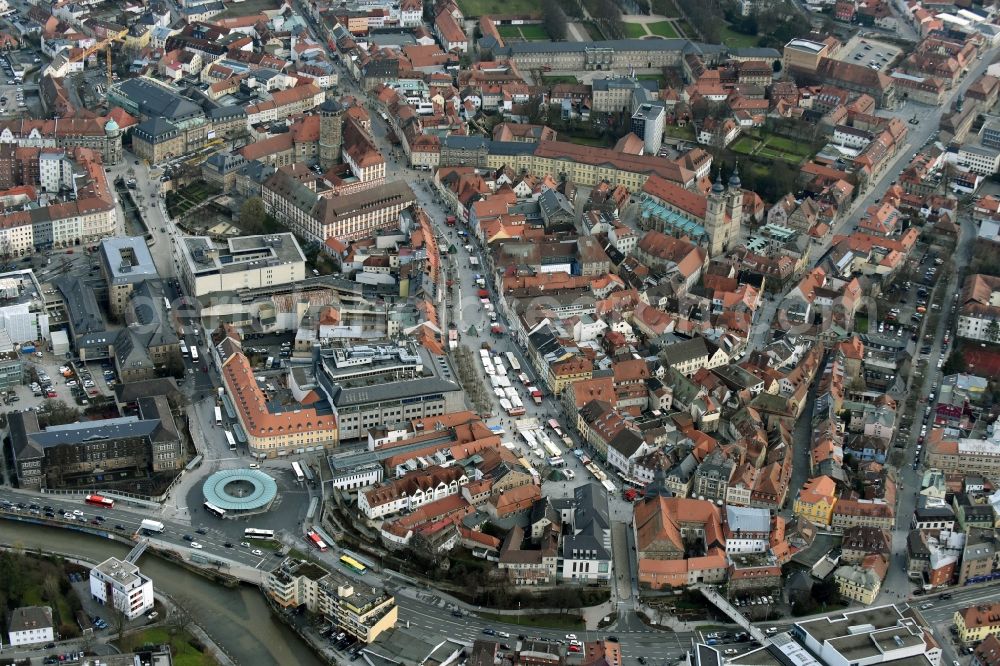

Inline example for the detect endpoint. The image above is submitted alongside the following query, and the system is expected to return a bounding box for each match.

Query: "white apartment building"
[7,606,54,647]
[358,466,468,519]
[957,274,1000,342]
[957,143,1000,176]
[89,557,155,620]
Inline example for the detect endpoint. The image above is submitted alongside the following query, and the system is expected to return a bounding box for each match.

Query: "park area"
[165,180,218,219]
[120,627,220,666]
[721,26,759,48]
[498,24,550,41]
[0,551,85,640]
[457,0,542,18]
[624,22,647,38]
[623,19,680,38]
[649,21,680,37]
[730,133,811,164]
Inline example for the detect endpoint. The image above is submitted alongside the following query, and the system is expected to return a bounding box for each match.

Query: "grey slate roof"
[134,116,179,141]
[114,77,204,122]
[725,506,771,533]
[55,275,107,339]
[9,394,177,462]
[730,47,782,59]
[661,336,719,366]
[563,483,611,561]
[499,38,724,56]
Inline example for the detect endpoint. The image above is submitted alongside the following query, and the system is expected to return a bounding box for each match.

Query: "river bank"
[0,521,324,666]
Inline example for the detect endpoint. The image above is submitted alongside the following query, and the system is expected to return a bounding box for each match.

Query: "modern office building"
[631,103,665,154]
[265,558,398,644]
[89,557,155,620]
[0,269,51,344]
[99,236,159,317]
[175,233,306,299]
[296,340,466,441]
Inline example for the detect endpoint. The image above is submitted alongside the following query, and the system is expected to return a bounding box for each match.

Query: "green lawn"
[855,315,869,333]
[648,21,679,38]
[518,24,550,40]
[476,611,585,630]
[757,146,803,163]
[676,19,694,36]
[542,74,579,83]
[567,135,613,147]
[497,25,522,38]
[730,136,759,154]
[122,628,216,666]
[623,22,648,38]
[637,73,665,87]
[457,0,542,18]
[665,124,695,140]
[721,26,759,48]
[765,135,810,155]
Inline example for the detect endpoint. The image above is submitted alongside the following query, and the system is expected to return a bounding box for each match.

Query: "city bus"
[190,346,199,363]
[85,494,115,509]
[244,528,275,539]
[203,501,226,518]
[340,554,367,574]
[291,461,305,484]
[306,529,328,552]
[224,430,236,451]
[214,406,222,427]
[302,464,314,482]
[505,352,521,373]
[180,340,189,357]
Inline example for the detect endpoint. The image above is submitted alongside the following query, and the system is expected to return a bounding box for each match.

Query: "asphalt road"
[2,11,993,663]
[0,488,279,571]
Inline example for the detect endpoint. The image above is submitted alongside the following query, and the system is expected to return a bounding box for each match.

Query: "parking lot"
[833,34,903,72]
[6,352,118,414]
[871,243,951,340]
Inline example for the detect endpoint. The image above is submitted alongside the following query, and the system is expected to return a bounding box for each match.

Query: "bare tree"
[110,594,131,647]
[543,0,568,40]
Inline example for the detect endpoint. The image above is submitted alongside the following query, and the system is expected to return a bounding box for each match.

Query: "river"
[0,521,323,666]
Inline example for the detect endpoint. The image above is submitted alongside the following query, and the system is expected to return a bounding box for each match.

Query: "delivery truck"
[140,519,165,533]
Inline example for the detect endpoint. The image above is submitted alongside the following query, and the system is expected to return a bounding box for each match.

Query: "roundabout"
[202,468,278,517]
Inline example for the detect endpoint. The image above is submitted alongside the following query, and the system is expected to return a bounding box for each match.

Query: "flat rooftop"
[798,605,907,643]
[93,557,147,587]
[100,236,158,285]
[180,233,305,276]
[316,342,461,407]
[0,268,44,310]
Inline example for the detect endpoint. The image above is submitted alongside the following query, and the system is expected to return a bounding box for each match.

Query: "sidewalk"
[160,398,217,523]
[637,604,709,632]
[392,581,616,630]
